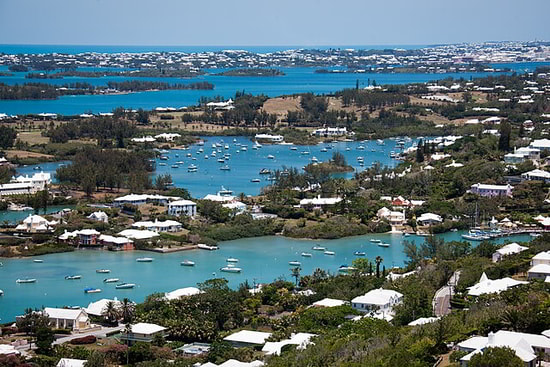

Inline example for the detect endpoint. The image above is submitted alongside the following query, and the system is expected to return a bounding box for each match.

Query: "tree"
[16,308,50,349]
[84,351,106,367]
[469,347,523,367]
[35,326,54,355]
[331,151,347,167]
[416,139,424,163]
[120,298,135,324]
[0,126,17,149]
[102,301,120,324]
[498,121,511,151]
[291,266,301,286]
[375,256,383,278]
[352,258,370,275]
[136,108,150,124]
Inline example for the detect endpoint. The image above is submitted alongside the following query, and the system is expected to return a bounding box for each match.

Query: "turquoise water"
[0,205,74,225]
[154,136,415,197]
[3,64,549,115]
[15,161,69,183]
[0,231,532,322]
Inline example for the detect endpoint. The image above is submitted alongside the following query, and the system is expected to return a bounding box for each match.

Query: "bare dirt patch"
[5,150,54,159]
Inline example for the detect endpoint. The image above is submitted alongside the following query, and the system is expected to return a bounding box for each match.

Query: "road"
[433,271,461,317]
[53,325,124,345]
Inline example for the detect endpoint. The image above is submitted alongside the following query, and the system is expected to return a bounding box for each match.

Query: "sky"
[1,0,549,46]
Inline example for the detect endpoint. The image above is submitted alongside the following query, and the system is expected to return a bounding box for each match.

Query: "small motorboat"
[378,243,390,248]
[115,283,135,289]
[0,289,3,296]
[301,252,313,257]
[226,258,239,263]
[324,251,335,255]
[312,246,326,251]
[289,261,302,266]
[267,154,275,159]
[259,168,271,175]
[197,244,219,251]
[33,166,42,170]
[84,287,101,294]
[250,178,261,183]
[96,269,110,273]
[220,165,231,171]
[171,164,179,168]
[369,239,381,243]
[136,258,154,262]
[290,146,298,151]
[220,266,242,273]
[181,260,195,266]
[65,275,82,280]
[33,259,43,263]
[103,278,119,283]
[339,265,356,273]
[16,278,37,284]
[354,251,366,256]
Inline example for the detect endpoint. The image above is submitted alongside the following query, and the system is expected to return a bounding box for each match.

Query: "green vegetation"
[215,68,284,77]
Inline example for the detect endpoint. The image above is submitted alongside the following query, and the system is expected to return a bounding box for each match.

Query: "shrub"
[69,335,97,345]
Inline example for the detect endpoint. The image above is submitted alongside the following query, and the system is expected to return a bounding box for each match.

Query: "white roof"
[300,197,342,206]
[262,333,316,355]
[471,183,512,190]
[23,214,48,224]
[351,289,403,305]
[56,358,87,367]
[165,287,202,300]
[44,307,87,320]
[528,263,550,275]
[467,274,527,296]
[408,317,440,326]
[311,298,347,307]
[458,336,488,350]
[223,330,272,345]
[0,344,20,355]
[530,138,550,149]
[77,229,100,236]
[115,194,179,202]
[532,251,550,261]
[203,194,235,202]
[131,322,166,335]
[495,242,528,256]
[118,229,160,240]
[132,219,182,229]
[217,360,264,367]
[417,213,442,223]
[84,298,122,316]
[169,199,197,206]
[99,234,133,244]
[522,169,550,179]
[88,211,108,219]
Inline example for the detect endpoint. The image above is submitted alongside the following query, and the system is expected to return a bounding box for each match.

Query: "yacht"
[16,278,37,284]
[33,259,44,263]
[312,245,326,251]
[103,278,120,283]
[378,243,390,248]
[115,283,136,289]
[188,164,198,172]
[267,154,275,159]
[250,178,261,183]
[226,258,239,263]
[311,157,319,163]
[220,266,242,273]
[218,186,233,196]
[197,244,219,251]
[461,230,490,241]
[376,139,385,146]
[369,239,381,243]
[181,260,195,266]
[289,261,302,266]
[220,165,231,171]
[357,145,365,150]
[65,275,82,280]
[96,269,110,273]
[241,146,248,151]
[0,290,3,296]
[217,158,225,163]
[136,257,154,262]
[259,168,271,175]
[320,148,327,152]
[171,164,179,169]
[324,250,335,255]
[301,252,313,257]
[84,287,101,294]
[354,251,366,256]
[159,156,169,160]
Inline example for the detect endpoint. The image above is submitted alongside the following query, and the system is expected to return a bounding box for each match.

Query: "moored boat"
[0,289,3,296]
[33,259,43,263]
[96,269,110,273]
[115,283,135,289]
[339,265,356,273]
[369,239,381,243]
[226,258,239,263]
[354,251,366,256]
[220,266,242,273]
[181,260,195,266]
[65,275,82,280]
[324,250,335,255]
[312,245,326,251]
[136,257,154,262]
[289,261,302,266]
[301,252,312,257]
[250,178,261,183]
[197,243,219,251]
[84,287,101,294]
[378,242,390,247]
[103,278,119,283]
[16,278,36,284]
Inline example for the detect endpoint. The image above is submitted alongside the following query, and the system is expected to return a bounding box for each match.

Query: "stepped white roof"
[131,322,166,335]
[351,289,403,305]
[56,358,87,367]
[262,332,316,355]
[311,298,347,308]
[84,298,122,316]
[223,330,272,345]
[118,229,160,240]
[467,273,527,296]
[44,307,87,320]
[165,287,202,300]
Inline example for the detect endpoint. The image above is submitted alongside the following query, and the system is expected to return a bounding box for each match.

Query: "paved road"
[53,325,124,345]
[433,271,461,317]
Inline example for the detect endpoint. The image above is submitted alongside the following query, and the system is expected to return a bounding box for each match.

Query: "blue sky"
[1,0,549,46]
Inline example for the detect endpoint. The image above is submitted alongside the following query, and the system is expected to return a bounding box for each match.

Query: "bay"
[0,231,533,322]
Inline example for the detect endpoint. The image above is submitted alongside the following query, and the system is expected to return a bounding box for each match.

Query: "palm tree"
[102,301,120,324]
[291,266,302,287]
[375,256,383,278]
[119,298,135,324]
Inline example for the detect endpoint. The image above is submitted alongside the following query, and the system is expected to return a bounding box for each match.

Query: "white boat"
[378,243,390,248]
[250,178,261,183]
[301,252,312,257]
[312,246,326,251]
[224,145,229,150]
[84,287,101,294]
[16,278,37,284]
[159,163,166,166]
[311,156,319,163]
[197,244,219,251]
[226,258,239,263]
[324,251,335,255]
[65,275,82,280]
[103,278,119,283]
[217,158,225,163]
[171,164,179,168]
[339,265,356,273]
[301,151,310,155]
[136,257,153,262]
[33,259,43,263]
[218,186,233,195]
[354,251,366,256]
[241,146,248,151]
[116,283,136,289]
[220,165,231,171]
[96,269,110,273]
[267,154,275,159]
[320,148,327,152]
[188,164,198,172]
[181,260,195,266]
[220,266,242,273]
[357,145,365,150]
[376,139,385,145]
[0,290,3,296]
[289,261,302,266]
[259,168,271,175]
[369,239,381,243]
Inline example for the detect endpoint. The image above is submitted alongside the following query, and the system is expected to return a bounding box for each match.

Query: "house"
[223,330,272,348]
[311,298,347,308]
[196,360,264,367]
[118,229,160,240]
[377,207,406,226]
[416,213,443,226]
[527,264,550,280]
[87,211,108,223]
[168,199,197,217]
[470,183,513,198]
[56,359,87,367]
[0,182,37,196]
[503,147,540,164]
[262,332,316,355]
[154,133,181,141]
[457,330,550,366]
[351,289,403,317]
[99,234,134,251]
[408,317,440,326]
[114,194,180,207]
[312,127,351,137]
[492,242,528,262]
[132,219,182,233]
[222,201,247,214]
[530,251,550,266]
[0,344,20,356]
[120,322,167,345]
[254,134,284,142]
[76,229,101,245]
[84,298,122,317]
[165,287,202,300]
[467,272,527,296]
[299,196,342,210]
[15,214,57,233]
[521,169,550,183]
[529,138,550,151]
[11,171,51,190]
[43,307,90,331]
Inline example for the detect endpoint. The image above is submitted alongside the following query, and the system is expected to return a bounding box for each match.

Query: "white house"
[522,169,550,183]
[312,127,351,137]
[311,298,348,308]
[351,289,403,317]
[120,322,167,345]
[470,183,513,198]
[529,138,550,151]
[530,251,550,266]
[114,194,180,207]
[0,344,20,356]
[408,317,440,326]
[87,211,108,223]
[118,229,160,240]
[43,307,90,331]
[416,213,443,226]
[56,358,87,367]
[527,264,550,280]
[377,207,406,226]
[0,182,37,196]
[132,219,182,233]
[84,298,123,317]
[223,330,272,348]
[262,333,316,356]
[168,199,197,217]
[254,134,284,143]
[467,272,528,296]
[155,133,181,141]
[457,330,550,366]
[15,214,57,233]
[492,243,528,262]
[11,171,51,191]
[165,287,202,300]
[299,196,342,209]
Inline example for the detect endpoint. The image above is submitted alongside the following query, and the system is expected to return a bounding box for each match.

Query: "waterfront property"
[119,322,167,345]
[114,194,180,207]
[351,289,403,318]
[416,213,443,226]
[0,172,52,197]
[377,207,406,226]
[467,272,527,296]
[470,183,513,198]
[167,199,197,217]
[254,133,284,142]
[492,242,529,262]
[15,214,57,233]
[43,307,90,331]
[84,298,123,317]
[132,219,182,233]
[0,182,37,196]
[311,127,352,137]
[165,287,202,300]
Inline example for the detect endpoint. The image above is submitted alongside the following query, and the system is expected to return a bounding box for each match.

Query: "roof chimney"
[488,332,495,345]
